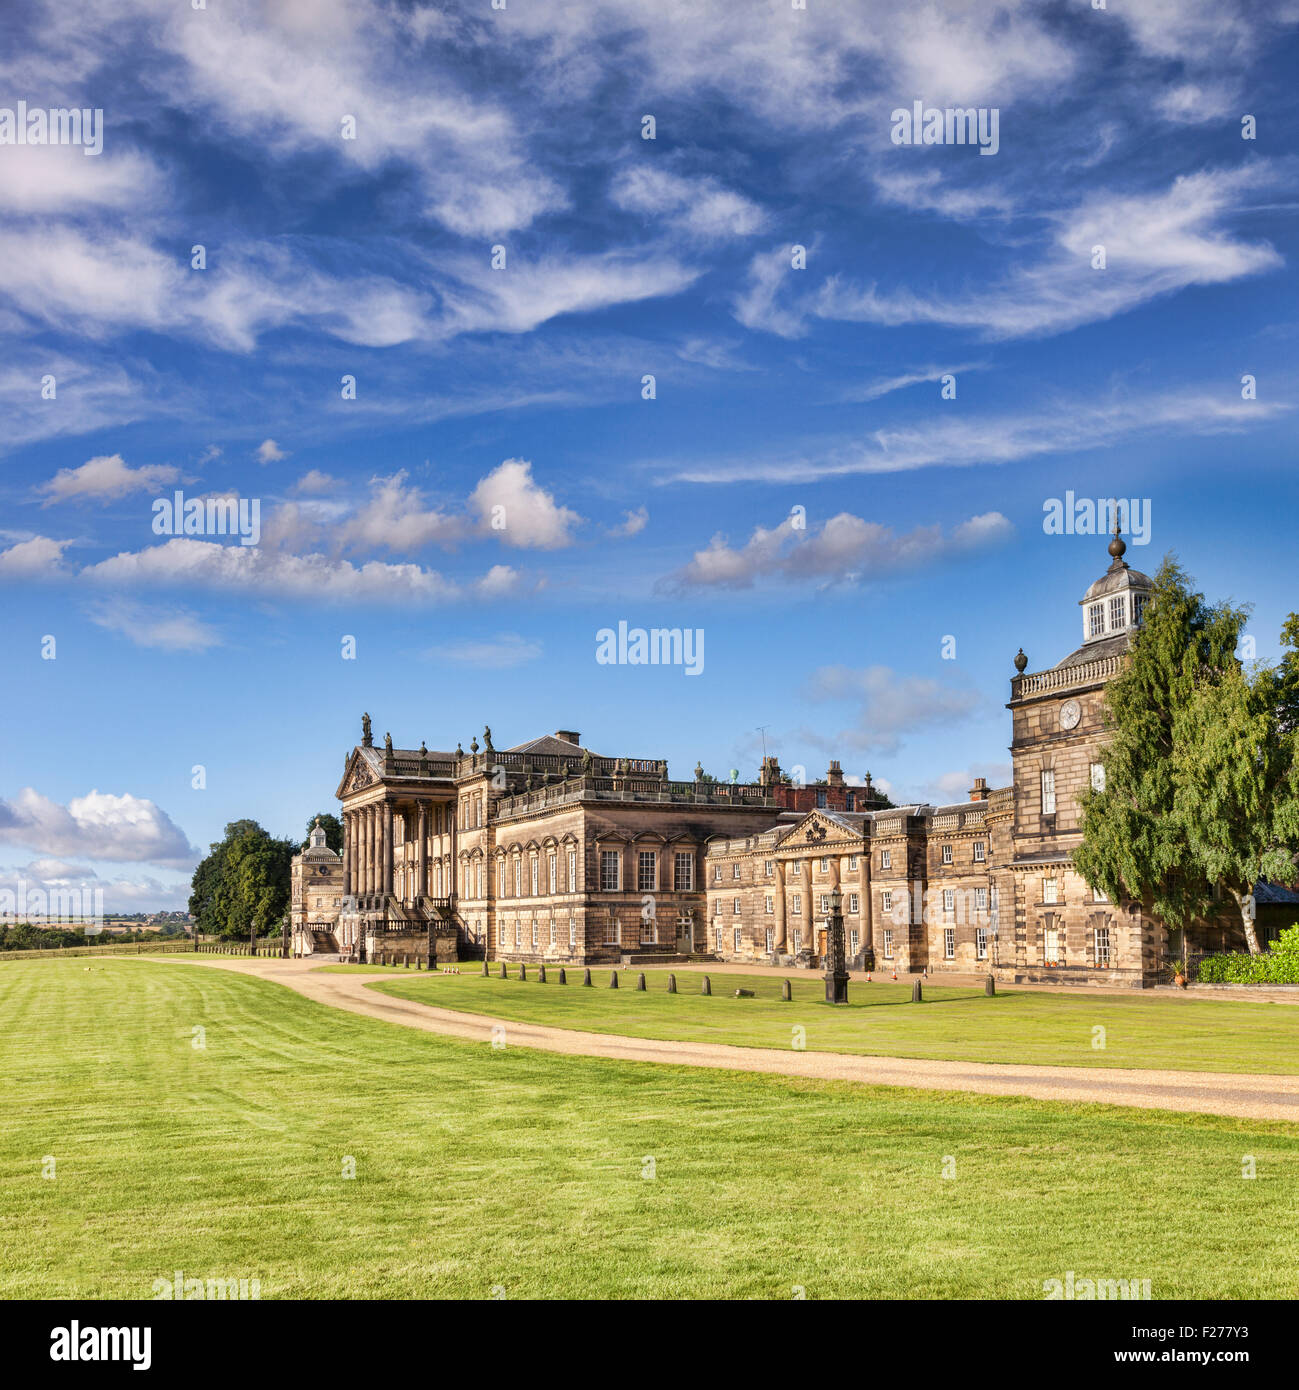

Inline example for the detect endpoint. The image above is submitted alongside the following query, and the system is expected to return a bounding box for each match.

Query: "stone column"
[417,803,429,898]
[365,806,376,896]
[382,802,394,898]
[773,860,787,951]
[342,811,352,896]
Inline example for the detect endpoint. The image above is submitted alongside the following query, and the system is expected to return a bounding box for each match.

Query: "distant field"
[2,956,1299,1299]
[354,965,1299,1075]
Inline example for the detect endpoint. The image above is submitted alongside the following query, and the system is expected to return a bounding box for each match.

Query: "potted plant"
[1173,958,1190,988]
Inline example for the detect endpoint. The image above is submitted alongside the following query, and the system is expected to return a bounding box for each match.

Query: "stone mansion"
[294,531,1270,988]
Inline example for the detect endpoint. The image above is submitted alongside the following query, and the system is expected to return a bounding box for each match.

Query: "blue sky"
[2,0,1298,911]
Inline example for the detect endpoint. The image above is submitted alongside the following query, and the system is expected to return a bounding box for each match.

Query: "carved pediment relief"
[346,762,375,793]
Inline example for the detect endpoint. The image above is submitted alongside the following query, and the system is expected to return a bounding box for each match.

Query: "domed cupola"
[308,818,327,850]
[1078,522,1154,646]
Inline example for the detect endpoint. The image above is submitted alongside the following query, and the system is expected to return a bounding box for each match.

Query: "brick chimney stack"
[968,777,989,802]
[827,760,845,787]
[759,755,782,787]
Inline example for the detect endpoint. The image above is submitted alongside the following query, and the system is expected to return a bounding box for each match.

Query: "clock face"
[1059,699,1081,731]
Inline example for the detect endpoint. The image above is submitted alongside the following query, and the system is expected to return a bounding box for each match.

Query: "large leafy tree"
[1174,626,1299,954]
[189,820,295,940]
[305,812,343,854]
[1076,558,1298,956]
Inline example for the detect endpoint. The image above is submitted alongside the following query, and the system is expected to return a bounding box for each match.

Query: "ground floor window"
[733,926,742,953]
[849,929,859,953]
[604,916,620,945]
[793,930,802,953]
[764,927,774,953]
[714,922,723,951]
[531,918,538,948]
[883,929,893,959]
[976,926,988,960]
[1093,925,1111,966]
[549,917,556,946]
[568,917,576,949]
[640,915,657,945]
[514,920,521,947]
[944,927,955,959]
[1044,924,1062,965]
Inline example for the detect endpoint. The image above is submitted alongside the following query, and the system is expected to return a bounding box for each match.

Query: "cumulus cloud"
[256,439,288,464]
[291,469,341,495]
[664,510,1012,591]
[81,537,469,604]
[609,506,649,538]
[0,788,198,867]
[0,535,73,578]
[341,471,460,553]
[38,452,179,505]
[468,459,582,549]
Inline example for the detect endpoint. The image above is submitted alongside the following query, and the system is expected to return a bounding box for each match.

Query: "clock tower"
[1003,524,1154,979]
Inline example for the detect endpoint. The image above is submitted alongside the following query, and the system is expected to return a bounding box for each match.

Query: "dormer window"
[1088,603,1104,638]
[1109,595,1126,630]
[1133,594,1148,625]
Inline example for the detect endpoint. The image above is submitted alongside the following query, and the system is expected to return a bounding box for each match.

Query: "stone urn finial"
[1014,648,1028,673]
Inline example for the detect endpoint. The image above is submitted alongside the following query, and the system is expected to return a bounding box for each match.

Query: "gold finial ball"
[1108,522,1126,560]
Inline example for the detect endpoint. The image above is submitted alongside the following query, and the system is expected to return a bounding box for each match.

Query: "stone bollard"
[583,968,592,986]
[404,954,410,968]
[520,963,527,980]
[781,979,792,1001]
[667,973,676,994]
[538,965,546,983]
[609,970,619,989]
[702,975,711,996]
[500,963,507,978]
[637,973,646,991]
[559,967,567,984]
[912,978,923,1003]
[985,973,996,997]
[482,960,489,977]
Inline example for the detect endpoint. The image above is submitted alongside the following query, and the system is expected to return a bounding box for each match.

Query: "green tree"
[189,820,294,940]
[1173,624,1299,954]
[306,812,343,854]
[1077,558,1297,957]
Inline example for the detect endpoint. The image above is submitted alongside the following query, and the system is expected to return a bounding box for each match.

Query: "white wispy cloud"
[424,633,543,669]
[660,386,1290,484]
[800,664,986,755]
[88,598,222,652]
[813,166,1286,340]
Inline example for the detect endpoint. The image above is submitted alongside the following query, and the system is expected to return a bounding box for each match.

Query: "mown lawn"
[2,957,1298,1299]
[358,965,1299,1075]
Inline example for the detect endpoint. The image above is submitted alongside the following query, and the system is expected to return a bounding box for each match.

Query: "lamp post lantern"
[824,886,849,1004]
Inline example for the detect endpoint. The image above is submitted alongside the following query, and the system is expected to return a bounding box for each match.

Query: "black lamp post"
[824,886,849,1004]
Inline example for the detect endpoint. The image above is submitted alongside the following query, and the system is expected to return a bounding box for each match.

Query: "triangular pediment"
[781,809,865,850]
[336,748,379,800]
